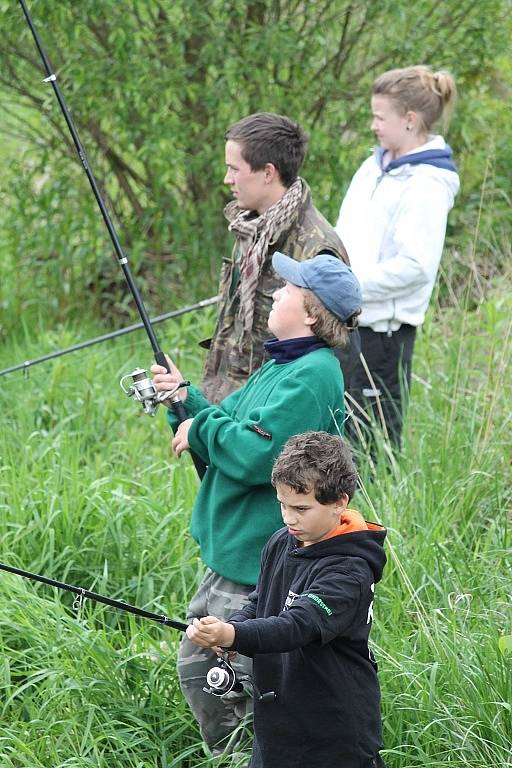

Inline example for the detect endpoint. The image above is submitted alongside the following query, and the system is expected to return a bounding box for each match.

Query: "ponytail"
[373,65,457,132]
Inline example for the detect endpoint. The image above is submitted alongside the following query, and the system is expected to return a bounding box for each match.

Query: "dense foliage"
[0,0,511,335]
[0,293,510,767]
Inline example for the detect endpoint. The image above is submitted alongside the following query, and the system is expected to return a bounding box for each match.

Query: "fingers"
[150,363,168,376]
[151,369,180,387]
[186,616,221,647]
[150,355,187,402]
[200,616,218,625]
[150,353,175,373]
[186,623,200,642]
[189,616,220,635]
[151,354,180,378]
[171,419,192,457]
[171,432,187,457]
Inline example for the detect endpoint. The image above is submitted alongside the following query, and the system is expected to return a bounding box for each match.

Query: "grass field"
[0,291,510,767]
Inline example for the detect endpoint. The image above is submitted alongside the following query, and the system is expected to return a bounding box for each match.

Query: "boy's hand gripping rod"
[19,0,206,479]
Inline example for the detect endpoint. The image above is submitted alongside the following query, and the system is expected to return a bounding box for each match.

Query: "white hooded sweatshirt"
[335,135,460,332]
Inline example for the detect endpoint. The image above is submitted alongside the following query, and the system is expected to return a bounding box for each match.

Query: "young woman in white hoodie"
[335,65,459,450]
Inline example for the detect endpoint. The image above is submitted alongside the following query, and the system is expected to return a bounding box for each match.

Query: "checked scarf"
[224,177,304,338]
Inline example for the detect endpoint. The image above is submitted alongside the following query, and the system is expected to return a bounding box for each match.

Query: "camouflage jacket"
[202,184,348,403]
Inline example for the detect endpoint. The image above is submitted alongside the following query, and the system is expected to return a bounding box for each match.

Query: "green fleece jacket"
[167,347,344,585]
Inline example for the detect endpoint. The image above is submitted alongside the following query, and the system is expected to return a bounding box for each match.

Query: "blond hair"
[373,65,456,133]
[301,288,359,348]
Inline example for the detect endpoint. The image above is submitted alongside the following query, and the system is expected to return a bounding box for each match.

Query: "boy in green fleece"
[152,251,361,756]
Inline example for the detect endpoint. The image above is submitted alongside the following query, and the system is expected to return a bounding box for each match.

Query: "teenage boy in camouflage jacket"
[202,111,350,404]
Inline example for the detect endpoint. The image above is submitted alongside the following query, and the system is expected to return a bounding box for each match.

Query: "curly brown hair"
[271,431,357,503]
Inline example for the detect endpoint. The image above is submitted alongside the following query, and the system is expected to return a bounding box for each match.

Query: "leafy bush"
[0,0,511,333]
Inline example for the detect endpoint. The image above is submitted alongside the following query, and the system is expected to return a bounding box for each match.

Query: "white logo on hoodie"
[283,589,299,611]
[367,583,375,624]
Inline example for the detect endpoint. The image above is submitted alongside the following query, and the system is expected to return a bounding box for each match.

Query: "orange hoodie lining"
[321,508,368,541]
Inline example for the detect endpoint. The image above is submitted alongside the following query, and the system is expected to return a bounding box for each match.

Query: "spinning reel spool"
[204,653,276,702]
[204,653,243,697]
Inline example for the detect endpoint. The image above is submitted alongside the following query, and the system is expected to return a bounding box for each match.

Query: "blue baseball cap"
[272,252,362,322]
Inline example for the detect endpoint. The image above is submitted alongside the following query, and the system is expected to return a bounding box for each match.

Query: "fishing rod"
[0,296,218,378]
[0,560,187,632]
[19,0,206,478]
[0,560,259,698]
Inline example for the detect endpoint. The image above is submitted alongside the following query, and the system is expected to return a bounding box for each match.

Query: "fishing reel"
[120,367,190,417]
[204,653,276,703]
[204,653,243,697]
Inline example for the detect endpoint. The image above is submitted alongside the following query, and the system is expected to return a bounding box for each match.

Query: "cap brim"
[272,252,308,287]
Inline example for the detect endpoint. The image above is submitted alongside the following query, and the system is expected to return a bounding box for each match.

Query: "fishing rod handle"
[153,351,207,478]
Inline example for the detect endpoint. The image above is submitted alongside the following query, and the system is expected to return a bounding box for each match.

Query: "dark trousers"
[346,325,416,450]
[334,327,362,385]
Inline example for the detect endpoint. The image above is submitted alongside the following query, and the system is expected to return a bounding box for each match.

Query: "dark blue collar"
[263,336,327,364]
[377,144,457,173]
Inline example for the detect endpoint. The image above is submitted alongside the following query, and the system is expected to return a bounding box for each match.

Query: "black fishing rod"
[0,560,187,632]
[0,296,218,378]
[19,0,207,479]
[0,561,260,699]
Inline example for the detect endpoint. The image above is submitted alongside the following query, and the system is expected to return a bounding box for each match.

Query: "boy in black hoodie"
[187,431,387,768]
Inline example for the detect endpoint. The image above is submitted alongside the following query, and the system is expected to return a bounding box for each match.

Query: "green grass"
[0,293,510,767]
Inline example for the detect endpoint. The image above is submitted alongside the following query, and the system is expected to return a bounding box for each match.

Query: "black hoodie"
[228,521,387,768]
